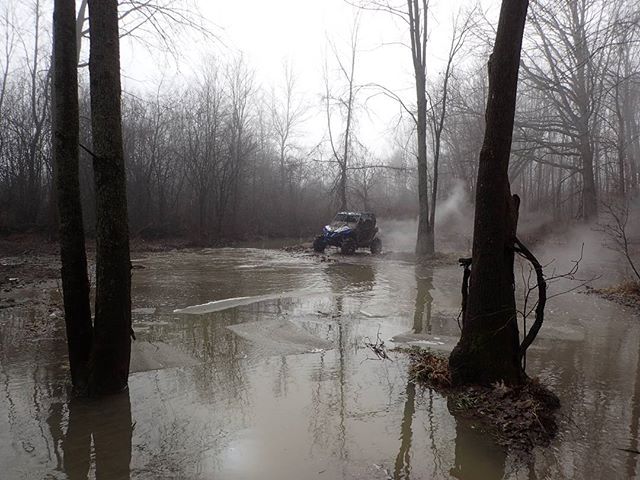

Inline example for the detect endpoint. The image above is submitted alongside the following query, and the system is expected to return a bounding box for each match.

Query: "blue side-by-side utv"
[313,211,382,255]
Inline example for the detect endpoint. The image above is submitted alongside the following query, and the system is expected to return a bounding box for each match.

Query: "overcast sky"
[115,0,493,156]
[4,0,493,156]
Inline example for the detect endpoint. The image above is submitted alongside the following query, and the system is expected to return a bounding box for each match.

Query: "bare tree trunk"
[52,0,93,391]
[339,48,355,213]
[339,164,348,211]
[325,23,359,213]
[626,87,640,196]
[427,11,470,252]
[87,0,132,395]
[409,0,434,256]
[615,79,628,199]
[449,0,529,386]
[415,72,432,255]
[22,0,48,227]
[571,0,598,221]
[76,0,88,64]
[580,134,598,220]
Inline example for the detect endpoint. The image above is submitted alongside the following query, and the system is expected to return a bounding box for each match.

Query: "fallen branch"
[363,329,389,360]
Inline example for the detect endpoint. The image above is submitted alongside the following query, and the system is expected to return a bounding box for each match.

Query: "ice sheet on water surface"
[389,333,459,352]
[172,289,320,314]
[130,341,200,373]
[227,319,333,356]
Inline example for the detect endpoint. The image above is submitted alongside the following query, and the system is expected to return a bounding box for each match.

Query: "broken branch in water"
[618,447,640,455]
[363,328,389,360]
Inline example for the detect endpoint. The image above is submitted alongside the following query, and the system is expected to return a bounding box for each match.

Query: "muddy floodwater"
[1,247,639,479]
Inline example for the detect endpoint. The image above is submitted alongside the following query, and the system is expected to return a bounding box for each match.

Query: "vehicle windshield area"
[334,213,360,223]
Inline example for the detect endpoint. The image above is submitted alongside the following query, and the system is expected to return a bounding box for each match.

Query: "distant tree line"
[1,0,640,245]
[0,2,420,241]
[0,60,417,241]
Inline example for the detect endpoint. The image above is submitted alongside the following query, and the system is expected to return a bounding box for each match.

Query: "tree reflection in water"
[413,266,434,335]
[448,397,506,480]
[49,391,133,479]
[626,342,640,479]
[393,380,416,479]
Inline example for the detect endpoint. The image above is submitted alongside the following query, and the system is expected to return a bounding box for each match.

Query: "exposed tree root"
[399,347,560,455]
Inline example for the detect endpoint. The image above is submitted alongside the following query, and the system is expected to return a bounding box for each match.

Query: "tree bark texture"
[52,0,93,390]
[449,0,529,386]
[415,67,433,256]
[409,0,434,256]
[87,0,132,395]
[578,128,598,220]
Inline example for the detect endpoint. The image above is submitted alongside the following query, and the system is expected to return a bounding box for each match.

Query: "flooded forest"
[1,0,640,479]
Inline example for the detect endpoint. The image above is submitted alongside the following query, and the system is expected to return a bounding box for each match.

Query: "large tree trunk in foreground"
[52,0,93,390]
[87,0,132,395]
[449,0,529,386]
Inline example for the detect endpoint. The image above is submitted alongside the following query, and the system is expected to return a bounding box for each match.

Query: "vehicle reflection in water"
[313,259,377,472]
[325,259,377,296]
[0,248,639,479]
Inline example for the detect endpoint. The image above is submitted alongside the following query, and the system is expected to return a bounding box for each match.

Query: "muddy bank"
[0,251,62,337]
[585,282,640,312]
[0,232,311,256]
[0,254,59,291]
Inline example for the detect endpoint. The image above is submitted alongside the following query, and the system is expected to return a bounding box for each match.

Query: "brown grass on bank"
[398,347,560,454]
[405,347,452,388]
[585,280,640,311]
[597,280,640,297]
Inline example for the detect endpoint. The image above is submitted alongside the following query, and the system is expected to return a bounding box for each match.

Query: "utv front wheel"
[313,236,326,253]
[370,237,382,254]
[341,238,357,255]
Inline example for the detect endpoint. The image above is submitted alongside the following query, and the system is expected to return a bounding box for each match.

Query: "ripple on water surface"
[1,247,639,479]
